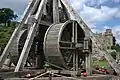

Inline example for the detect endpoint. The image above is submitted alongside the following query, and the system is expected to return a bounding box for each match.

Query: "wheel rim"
[44,20,85,70]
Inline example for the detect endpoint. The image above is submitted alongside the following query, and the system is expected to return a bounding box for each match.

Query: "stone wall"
[92,29,115,58]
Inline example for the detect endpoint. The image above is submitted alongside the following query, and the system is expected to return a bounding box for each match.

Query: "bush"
[110,51,116,59]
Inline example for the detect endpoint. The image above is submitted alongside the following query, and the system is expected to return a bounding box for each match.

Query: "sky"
[0,0,120,44]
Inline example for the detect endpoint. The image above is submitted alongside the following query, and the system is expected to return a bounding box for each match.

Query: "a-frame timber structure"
[0,0,120,79]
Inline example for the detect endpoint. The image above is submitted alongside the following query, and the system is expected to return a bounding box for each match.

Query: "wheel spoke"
[44,20,85,70]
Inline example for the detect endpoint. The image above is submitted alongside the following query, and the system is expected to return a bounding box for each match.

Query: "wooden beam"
[14,0,47,72]
[2,76,116,80]
[75,23,78,71]
[45,62,65,70]
[60,0,120,75]
[85,53,92,76]
[72,21,76,71]
[60,47,75,50]
[53,0,59,23]
[0,69,45,78]
[59,41,74,44]
[40,20,52,26]
[0,0,37,68]
[59,0,71,20]
[25,0,42,24]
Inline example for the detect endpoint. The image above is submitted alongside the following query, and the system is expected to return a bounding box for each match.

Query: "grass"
[93,60,111,69]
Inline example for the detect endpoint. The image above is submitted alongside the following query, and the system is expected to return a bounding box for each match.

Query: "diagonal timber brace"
[60,0,120,75]
[14,0,47,72]
[0,0,37,68]
[0,0,119,76]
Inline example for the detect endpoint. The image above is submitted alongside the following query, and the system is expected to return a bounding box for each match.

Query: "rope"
[50,72,83,80]
[28,70,83,80]
[28,71,49,80]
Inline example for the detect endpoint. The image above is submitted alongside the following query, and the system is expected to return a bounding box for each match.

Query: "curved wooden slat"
[44,20,85,69]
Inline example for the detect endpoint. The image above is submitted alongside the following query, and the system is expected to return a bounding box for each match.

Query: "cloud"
[69,0,120,44]
[82,5,120,24]
[71,1,120,24]
[69,0,108,8]
[113,0,120,3]
[0,0,119,43]
[112,26,120,44]
[69,0,87,11]
[85,0,108,7]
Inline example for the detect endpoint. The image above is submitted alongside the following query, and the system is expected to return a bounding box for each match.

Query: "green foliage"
[110,51,116,59]
[111,45,117,50]
[0,22,16,51]
[115,44,120,52]
[0,8,18,54]
[110,44,120,60]
[111,44,120,52]
[0,8,18,26]
[93,60,111,69]
[113,36,116,45]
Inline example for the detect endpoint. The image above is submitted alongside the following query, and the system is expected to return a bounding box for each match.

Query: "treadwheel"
[44,20,85,69]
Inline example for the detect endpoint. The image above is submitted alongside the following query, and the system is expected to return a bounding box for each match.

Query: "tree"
[0,11,5,24]
[0,23,16,54]
[0,8,18,26]
[113,36,116,45]
[116,44,120,52]
[110,51,116,59]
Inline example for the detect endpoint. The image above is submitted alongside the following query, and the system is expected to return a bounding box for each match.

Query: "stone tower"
[103,29,113,49]
[93,29,114,58]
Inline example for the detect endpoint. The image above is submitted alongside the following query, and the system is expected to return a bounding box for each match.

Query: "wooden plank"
[40,20,52,26]
[84,38,92,76]
[85,53,92,76]
[1,70,119,80]
[14,0,47,72]
[75,22,78,71]
[45,62,65,70]
[3,76,118,80]
[44,23,69,69]
[0,0,37,68]
[53,0,59,23]
[60,0,120,75]
[0,69,45,79]
[25,0,42,24]
[60,47,75,50]
[59,41,74,44]
[72,21,76,71]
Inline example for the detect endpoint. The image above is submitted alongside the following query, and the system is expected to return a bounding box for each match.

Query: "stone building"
[95,29,114,49]
[92,29,115,59]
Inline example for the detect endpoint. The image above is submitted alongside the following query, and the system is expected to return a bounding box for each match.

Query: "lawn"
[93,60,111,69]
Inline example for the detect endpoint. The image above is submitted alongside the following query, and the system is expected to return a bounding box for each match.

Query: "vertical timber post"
[60,0,120,75]
[53,0,59,23]
[85,53,92,75]
[72,21,76,71]
[72,21,79,71]
[75,22,78,71]
[83,38,92,76]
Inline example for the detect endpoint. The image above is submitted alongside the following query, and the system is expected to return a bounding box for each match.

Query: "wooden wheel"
[17,26,47,68]
[18,30,36,67]
[44,20,85,69]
